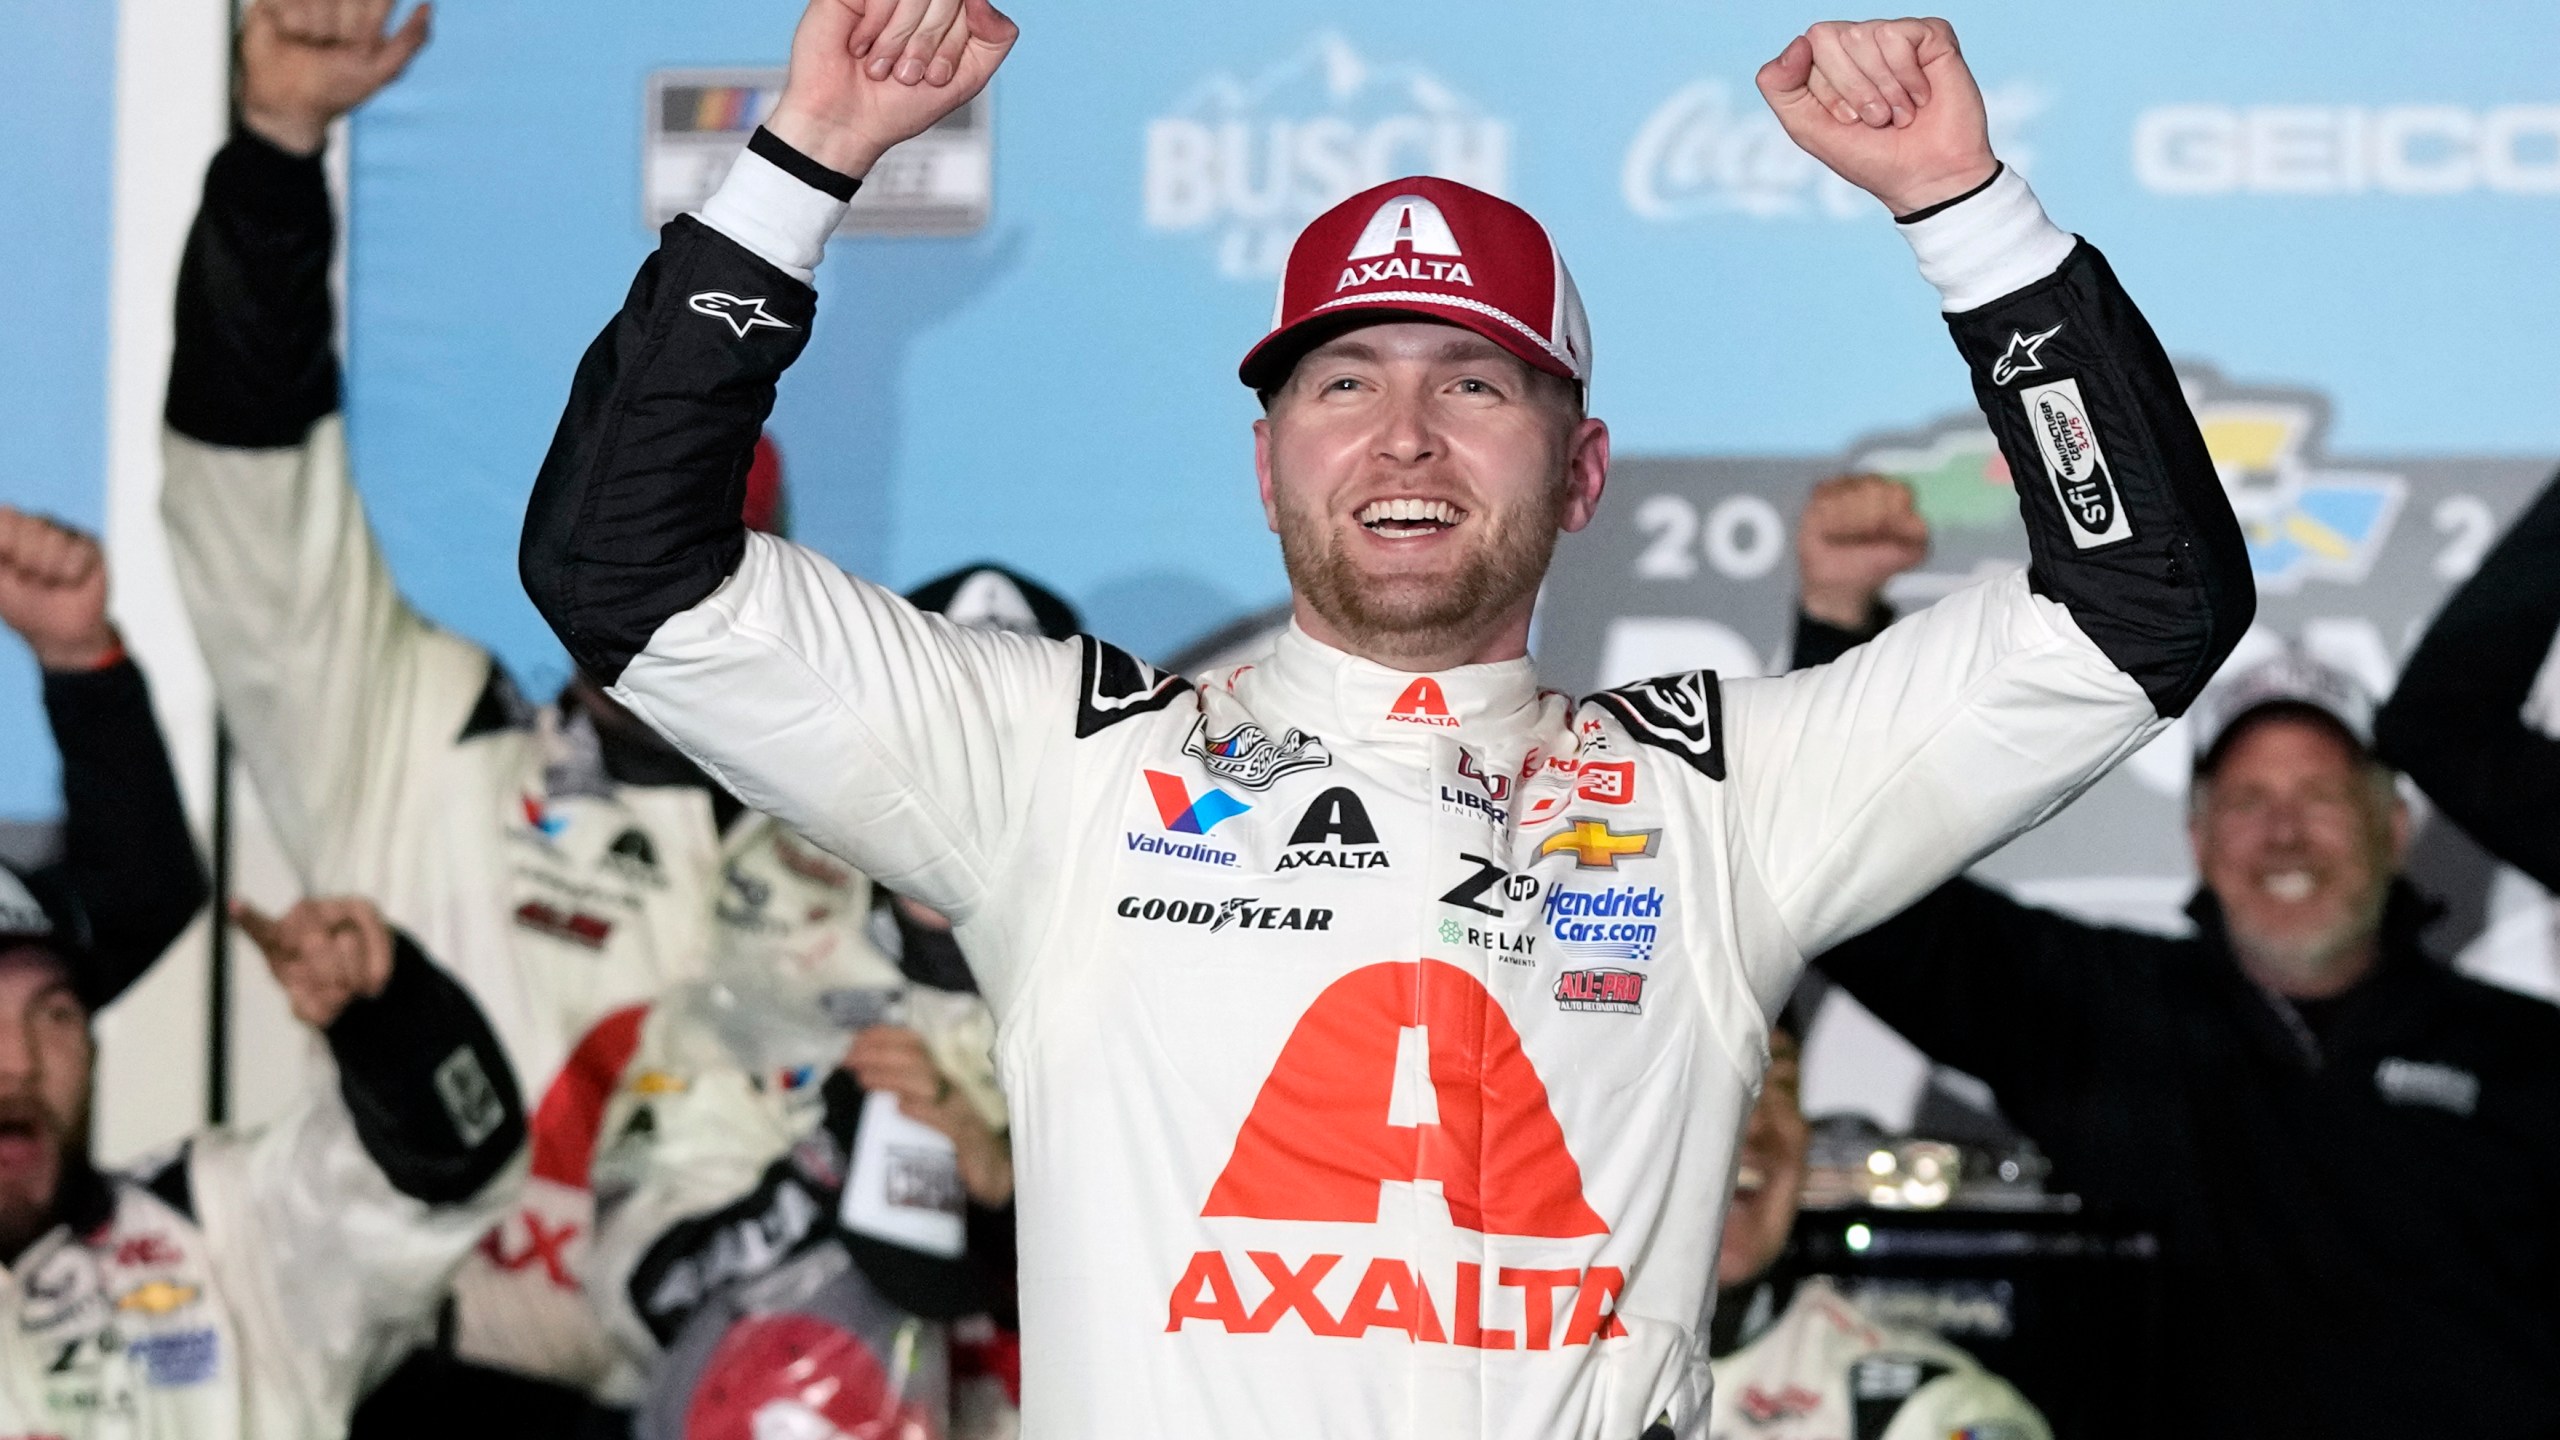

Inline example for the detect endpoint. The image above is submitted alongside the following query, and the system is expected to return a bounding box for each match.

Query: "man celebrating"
[0,885,523,1438]
[521,3,2249,1435]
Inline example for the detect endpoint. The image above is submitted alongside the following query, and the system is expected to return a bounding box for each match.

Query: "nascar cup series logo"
[1144,32,1511,279]
[1621,78,2045,222]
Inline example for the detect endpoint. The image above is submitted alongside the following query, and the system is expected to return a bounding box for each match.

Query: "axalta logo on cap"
[1336,194,1475,293]
[1387,677,1459,728]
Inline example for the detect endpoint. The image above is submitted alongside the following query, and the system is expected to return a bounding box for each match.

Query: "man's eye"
[1455,378,1493,395]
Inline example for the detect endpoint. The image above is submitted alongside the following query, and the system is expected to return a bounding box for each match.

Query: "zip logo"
[1144,770,1250,835]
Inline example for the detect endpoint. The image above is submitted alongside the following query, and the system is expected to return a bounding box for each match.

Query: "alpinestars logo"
[686,290,794,338]
[1989,322,2063,386]
[1184,718,1332,789]
[1169,961,1628,1349]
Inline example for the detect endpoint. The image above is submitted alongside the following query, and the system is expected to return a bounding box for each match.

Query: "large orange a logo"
[1203,960,1606,1238]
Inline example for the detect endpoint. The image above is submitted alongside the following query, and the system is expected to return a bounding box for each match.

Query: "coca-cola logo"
[1621,78,2044,223]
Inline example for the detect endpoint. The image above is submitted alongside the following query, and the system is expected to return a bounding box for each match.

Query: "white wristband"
[1896,166,2076,314]
[696,146,850,287]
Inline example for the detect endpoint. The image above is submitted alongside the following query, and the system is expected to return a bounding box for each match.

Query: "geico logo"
[1116,896,1335,933]
[1167,1252,1629,1349]
[2135,103,2560,196]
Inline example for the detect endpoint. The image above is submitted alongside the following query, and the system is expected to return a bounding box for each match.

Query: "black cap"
[904,563,1082,641]
[0,864,86,998]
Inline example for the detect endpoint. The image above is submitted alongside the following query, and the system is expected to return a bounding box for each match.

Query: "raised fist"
[237,0,432,157]
[0,508,116,673]
[233,897,395,1031]
[1755,18,1998,217]
[1797,473,1930,629]
[766,0,1018,179]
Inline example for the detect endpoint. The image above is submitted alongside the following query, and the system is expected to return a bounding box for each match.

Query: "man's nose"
[1372,389,1440,464]
[0,1019,35,1086]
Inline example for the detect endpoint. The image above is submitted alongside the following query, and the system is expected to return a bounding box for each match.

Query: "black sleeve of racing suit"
[165,128,338,447]
[1788,605,1892,672]
[1937,236,2254,716]
[326,933,527,1204]
[624,1069,997,1346]
[38,657,210,1011]
[2374,470,2560,890]
[1810,879,2113,1106]
[520,130,851,684]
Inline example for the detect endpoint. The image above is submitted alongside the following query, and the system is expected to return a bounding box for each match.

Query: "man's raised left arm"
[1704,20,2251,971]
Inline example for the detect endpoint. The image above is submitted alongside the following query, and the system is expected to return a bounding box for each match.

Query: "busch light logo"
[1622,78,2044,222]
[1145,32,1510,279]
[1544,884,1665,963]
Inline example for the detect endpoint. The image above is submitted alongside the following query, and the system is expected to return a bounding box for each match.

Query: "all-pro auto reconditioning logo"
[1144,33,1511,280]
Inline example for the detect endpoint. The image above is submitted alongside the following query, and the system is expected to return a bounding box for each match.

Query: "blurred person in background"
[541,564,1076,1438]
[1792,474,2560,1440]
[2376,470,2560,891]
[151,3,951,1429]
[0,507,206,1001]
[520,2,2250,1435]
[0,881,523,1437]
[1707,1004,2047,1440]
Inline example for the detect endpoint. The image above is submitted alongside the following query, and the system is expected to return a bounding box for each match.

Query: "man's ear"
[1253,416,1282,534]
[1558,417,1611,534]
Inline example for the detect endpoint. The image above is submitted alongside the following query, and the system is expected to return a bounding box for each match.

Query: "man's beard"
[2226,874,2391,996]
[0,1101,73,1264]
[1276,481,1566,664]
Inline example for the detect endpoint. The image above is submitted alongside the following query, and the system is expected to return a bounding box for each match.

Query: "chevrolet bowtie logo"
[1537,819,1660,870]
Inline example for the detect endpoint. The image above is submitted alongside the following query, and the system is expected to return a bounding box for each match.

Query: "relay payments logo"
[1168,960,1630,1349]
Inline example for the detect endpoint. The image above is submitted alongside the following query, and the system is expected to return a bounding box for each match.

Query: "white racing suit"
[519,140,2252,1439]
[155,129,900,1400]
[0,937,526,1438]
[1707,1278,2048,1440]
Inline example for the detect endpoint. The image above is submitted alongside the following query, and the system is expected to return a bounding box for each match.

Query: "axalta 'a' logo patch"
[1169,961,1627,1349]
[1386,676,1460,728]
[1202,960,1603,1236]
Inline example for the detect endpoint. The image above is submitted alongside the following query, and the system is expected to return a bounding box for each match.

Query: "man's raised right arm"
[518,1,1114,946]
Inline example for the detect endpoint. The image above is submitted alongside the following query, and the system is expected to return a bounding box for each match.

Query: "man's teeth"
[1734,1163,1766,1194]
[1358,498,1460,529]
[2263,870,2317,903]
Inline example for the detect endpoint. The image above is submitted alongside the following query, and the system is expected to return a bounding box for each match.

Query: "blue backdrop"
[0,0,116,817]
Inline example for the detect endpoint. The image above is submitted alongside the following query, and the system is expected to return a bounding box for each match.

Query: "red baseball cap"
[1239,175,1592,392]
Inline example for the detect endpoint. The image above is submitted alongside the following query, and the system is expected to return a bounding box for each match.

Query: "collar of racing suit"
[1229,622,1553,753]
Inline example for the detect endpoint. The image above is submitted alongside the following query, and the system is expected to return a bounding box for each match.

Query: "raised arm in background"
[0,508,207,1005]
[2374,469,2560,889]
[193,894,525,1429]
[155,0,490,878]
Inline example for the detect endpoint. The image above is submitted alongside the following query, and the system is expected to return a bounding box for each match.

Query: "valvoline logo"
[520,794,569,839]
[1145,770,1250,835]
[1168,960,1630,1349]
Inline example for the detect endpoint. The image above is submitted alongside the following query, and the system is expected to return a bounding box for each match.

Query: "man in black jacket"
[2374,469,2560,891]
[1789,473,2560,1440]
